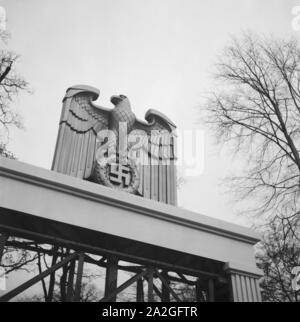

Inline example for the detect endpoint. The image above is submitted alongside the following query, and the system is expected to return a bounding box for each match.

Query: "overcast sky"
[1,0,299,226]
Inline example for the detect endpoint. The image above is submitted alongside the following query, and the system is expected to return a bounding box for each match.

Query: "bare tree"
[256,217,300,302]
[1,239,40,275]
[0,32,37,299]
[0,31,29,149]
[204,33,300,301]
[17,280,102,302]
[0,142,15,158]
[205,33,300,231]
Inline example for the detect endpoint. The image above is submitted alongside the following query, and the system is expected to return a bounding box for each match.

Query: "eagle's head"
[110,94,127,106]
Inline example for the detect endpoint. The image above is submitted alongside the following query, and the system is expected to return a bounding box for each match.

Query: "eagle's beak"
[110,95,122,105]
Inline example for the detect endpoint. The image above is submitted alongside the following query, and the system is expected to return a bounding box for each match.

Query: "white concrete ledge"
[0,157,261,274]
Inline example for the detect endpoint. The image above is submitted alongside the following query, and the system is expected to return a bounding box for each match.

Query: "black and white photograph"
[0,0,299,311]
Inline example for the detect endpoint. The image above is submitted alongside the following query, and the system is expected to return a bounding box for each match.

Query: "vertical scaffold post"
[161,271,170,302]
[147,267,154,302]
[136,277,144,302]
[104,256,119,302]
[73,252,85,302]
[66,259,76,301]
[208,278,215,302]
[46,245,59,302]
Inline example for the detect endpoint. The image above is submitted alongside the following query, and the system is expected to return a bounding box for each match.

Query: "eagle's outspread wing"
[52,85,110,179]
[132,109,177,205]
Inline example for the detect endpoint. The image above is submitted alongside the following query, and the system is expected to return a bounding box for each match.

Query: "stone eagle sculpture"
[52,85,177,205]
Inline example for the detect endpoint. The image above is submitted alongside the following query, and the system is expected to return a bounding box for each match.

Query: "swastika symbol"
[109,164,131,187]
